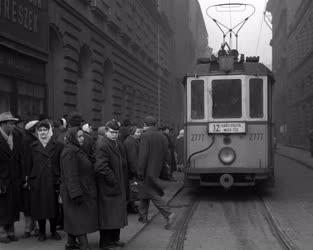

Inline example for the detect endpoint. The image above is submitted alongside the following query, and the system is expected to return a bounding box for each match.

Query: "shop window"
[17,81,45,119]
[0,76,12,113]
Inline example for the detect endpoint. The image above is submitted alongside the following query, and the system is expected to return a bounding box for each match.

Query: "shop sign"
[0,0,48,53]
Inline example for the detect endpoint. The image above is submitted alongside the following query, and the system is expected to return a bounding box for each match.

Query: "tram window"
[191,80,204,119]
[212,79,242,118]
[249,79,263,118]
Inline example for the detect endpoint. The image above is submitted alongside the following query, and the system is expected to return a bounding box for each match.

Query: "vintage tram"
[183,3,275,188]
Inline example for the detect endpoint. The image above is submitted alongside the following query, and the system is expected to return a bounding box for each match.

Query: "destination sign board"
[208,122,246,134]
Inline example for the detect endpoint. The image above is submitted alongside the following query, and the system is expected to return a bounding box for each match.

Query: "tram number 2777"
[191,134,205,142]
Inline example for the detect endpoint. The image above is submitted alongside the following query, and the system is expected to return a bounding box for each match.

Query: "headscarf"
[65,127,81,148]
[177,129,184,139]
[36,119,53,148]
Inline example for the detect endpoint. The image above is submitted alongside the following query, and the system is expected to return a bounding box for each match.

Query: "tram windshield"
[212,79,242,118]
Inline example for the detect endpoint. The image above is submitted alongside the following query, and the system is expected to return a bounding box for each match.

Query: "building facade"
[0,0,208,129]
[0,0,49,120]
[267,0,313,148]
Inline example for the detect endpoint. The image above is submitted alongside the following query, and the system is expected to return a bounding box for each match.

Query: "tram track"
[166,187,298,250]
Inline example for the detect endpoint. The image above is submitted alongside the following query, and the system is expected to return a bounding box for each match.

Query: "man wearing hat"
[0,112,22,243]
[95,119,128,250]
[137,116,176,229]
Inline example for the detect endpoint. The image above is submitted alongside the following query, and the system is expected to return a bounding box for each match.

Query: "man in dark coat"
[137,116,176,230]
[0,112,22,243]
[162,126,177,181]
[95,119,128,250]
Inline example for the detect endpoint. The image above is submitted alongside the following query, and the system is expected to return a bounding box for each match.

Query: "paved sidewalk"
[276,144,313,169]
[0,172,184,250]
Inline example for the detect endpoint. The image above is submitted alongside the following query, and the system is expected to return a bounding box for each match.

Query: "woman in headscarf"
[60,127,98,250]
[29,119,63,241]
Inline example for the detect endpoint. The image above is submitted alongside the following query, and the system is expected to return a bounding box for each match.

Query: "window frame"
[187,77,208,122]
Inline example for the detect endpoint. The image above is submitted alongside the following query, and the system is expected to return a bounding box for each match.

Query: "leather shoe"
[113,241,125,247]
[65,242,80,249]
[165,212,176,230]
[38,233,46,242]
[7,235,18,241]
[0,237,11,243]
[138,217,148,224]
[51,232,62,240]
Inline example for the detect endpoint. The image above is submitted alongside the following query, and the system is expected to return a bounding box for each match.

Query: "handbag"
[159,163,171,180]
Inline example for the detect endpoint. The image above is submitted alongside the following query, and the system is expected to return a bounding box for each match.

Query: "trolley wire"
[255,0,267,55]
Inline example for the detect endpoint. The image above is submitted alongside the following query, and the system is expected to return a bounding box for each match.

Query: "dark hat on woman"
[36,119,50,130]
[68,112,83,127]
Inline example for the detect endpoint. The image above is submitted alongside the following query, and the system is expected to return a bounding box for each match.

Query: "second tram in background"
[183,3,275,189]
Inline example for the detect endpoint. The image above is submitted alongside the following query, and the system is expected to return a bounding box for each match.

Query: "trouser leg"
[49,218,57,234]
[38,219,46,234]
[151,195,171,219]
[99,229,118,247]
[77,234,89,250]
[111,229,120,242]
[67,233,77,245]
[24,216,32,233]
[4,223,14,237]
[139,199,150,220]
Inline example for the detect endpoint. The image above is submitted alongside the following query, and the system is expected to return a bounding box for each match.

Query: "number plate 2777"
[208,122,246,134]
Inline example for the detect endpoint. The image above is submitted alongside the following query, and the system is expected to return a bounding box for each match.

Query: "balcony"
[90,0,110,20]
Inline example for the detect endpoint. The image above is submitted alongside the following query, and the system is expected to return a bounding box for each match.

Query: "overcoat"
[21,132,37,215]
[137,127,169,199]
[95,136,128,230]
[175,136,184,165]
[29,139,63,220]
[0,132,22,225]
[123,135,139,179]
[60,143,98,235]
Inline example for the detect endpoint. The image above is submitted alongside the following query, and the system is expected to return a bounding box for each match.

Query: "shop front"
[0,0,48,120]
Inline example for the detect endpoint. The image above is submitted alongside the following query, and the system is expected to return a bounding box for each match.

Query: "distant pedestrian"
[61,127,98,250]
[162,126,177,181]
[138,116,176,229]
[0,112,22,243]
[175,129,184,172]
[119,119,131,142]
[29,119,63,241]
[95,119,128,250]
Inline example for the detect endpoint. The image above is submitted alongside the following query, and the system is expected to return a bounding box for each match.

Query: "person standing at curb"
[61,127,98,250]
[95,119,128,250]
[137,116,176,230]
[0,112,22,243]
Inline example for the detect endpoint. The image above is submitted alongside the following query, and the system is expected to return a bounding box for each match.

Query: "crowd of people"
[0,111,184,250]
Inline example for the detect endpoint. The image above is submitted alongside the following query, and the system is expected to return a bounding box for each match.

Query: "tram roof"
[185,62,274,82]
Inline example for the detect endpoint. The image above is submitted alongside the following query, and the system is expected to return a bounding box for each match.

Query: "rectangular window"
[191,80,204,119]
[249,79,263,118]
[0,76,12,113]
[212,79,242,118]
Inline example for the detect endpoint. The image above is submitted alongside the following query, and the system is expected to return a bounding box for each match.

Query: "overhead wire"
[255,0,267,56]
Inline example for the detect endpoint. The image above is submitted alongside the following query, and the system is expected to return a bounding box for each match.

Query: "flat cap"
[143,116,157,126]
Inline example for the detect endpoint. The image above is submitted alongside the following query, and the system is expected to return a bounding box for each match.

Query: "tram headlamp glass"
[218,147,236,165]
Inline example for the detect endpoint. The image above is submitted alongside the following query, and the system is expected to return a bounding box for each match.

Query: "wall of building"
[268,0,313,148]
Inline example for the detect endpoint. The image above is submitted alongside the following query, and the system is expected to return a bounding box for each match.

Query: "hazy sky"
[198,0,272,67]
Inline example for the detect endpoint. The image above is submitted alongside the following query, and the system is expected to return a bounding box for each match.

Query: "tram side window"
[249,79,263,118]
[212,79,242,118]
[191,80,204,119]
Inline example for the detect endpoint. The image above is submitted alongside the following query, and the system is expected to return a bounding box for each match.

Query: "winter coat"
[123,136,139,179]
[0,132,22,225]
[138,127,169,199]
[95,136,128,230]
[164,133,177,172]
[82,132,95,164]
[21,132,37,215]
[29,139,63,220]
[60,143,98,235]
[175,136,184,165]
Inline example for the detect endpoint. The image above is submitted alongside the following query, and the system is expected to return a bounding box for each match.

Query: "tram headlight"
[218,147,236,165]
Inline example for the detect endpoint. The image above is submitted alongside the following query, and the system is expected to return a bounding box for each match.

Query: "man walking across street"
[137,116,176,229]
